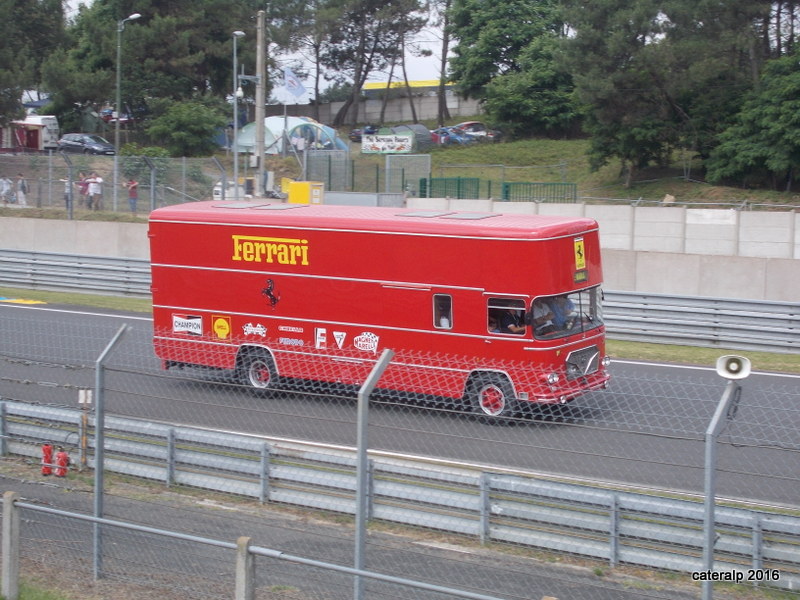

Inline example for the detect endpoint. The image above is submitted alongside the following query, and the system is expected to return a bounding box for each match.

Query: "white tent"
[235,116,348,154]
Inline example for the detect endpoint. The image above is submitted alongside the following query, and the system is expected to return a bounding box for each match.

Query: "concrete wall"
[265,95,483,125]
[2,200,798,302]
[406,198,800,302]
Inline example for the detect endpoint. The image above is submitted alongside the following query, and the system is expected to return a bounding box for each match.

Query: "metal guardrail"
[0,249,150,298]
[1,400,797,590]
[0,249,798,353]
[603,291,799,354]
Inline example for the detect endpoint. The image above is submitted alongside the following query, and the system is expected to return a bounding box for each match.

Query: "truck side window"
[434,294,452,329]
[487,298,527,335]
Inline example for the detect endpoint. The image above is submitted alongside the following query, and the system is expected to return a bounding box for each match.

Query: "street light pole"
[114,12,141,212]
[232,30,245,202]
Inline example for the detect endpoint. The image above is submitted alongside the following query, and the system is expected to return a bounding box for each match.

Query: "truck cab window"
[534,287,604,339]
[434,294,452,329]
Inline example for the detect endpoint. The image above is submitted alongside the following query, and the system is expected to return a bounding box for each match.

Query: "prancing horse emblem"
[261,278,280,308]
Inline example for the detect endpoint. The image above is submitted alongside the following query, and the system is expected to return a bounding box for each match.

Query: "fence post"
[609,493,620,567]
[166,427,175,487]
[0,401,7,457]
[752,514,763,576]
[702,371,746,600]
[93,324,130,581]
[259,442,270,504]
[354,349,394,600]
[2,491,20,600]
[479,472,491,545]
[235,536,255,600]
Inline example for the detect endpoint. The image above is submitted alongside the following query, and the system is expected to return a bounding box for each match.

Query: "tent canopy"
[236,116,348,154]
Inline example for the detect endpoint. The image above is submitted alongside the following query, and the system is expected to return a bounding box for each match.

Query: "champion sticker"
[173,315,202,335]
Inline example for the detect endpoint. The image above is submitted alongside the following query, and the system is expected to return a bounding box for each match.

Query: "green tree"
[278,0,345,120]
[561,0,770,186]
[322,0,427,126]
[448,0,563,100]
[145,99,227,156]
[41,0,259,128]
[482,35,576,139]
[0,0,67,123]
[706,51,800,190]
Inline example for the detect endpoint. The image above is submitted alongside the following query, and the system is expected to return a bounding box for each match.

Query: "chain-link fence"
[0,152,226,215]
[0,306,798,600]
[305,152,432,195]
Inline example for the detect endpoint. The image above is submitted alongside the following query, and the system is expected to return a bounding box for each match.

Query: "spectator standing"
[0,175,11,206]
[85,172,103,210]
[15,173,28,207]
[76,172,89,207]
[124,177,139,215]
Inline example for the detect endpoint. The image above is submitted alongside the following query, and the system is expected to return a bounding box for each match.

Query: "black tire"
[238,350,278,390]
[465,373,517,421]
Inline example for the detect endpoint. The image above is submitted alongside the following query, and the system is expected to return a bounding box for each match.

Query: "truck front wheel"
[465,374,517,421]
[238,350,278,390]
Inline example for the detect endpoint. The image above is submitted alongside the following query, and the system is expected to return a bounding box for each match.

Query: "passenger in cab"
[550,295,578,331]
[501,308,526,334]
[532,299,556,336]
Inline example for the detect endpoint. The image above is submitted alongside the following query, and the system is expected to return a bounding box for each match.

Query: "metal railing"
[3,493,511,600]
[0,249,150,297]
[0,249,798,353]
[1,400,797,591]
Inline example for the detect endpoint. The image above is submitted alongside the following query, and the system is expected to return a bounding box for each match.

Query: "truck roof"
[149,201,598,240]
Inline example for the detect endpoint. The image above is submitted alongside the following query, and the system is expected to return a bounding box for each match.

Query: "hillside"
[371,137,800,208]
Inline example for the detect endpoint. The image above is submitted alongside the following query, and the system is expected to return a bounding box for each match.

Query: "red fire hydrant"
[41,443,53,476]
[54,446,69,477]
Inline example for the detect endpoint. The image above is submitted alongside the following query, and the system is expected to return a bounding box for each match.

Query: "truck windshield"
[533,287,603,339]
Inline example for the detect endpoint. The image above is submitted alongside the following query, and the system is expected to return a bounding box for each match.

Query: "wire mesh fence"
[0,153,225,214]
[0,306,798,599]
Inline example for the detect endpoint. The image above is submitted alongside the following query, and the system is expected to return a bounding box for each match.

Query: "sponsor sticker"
[279,325,304,333]
[279,338,304,346]
[333,331,347,349]
[173,314,202,336]
[354,332,379,353]
[574,237,586,270]
[212,315,232,339]
[243,322,267,337]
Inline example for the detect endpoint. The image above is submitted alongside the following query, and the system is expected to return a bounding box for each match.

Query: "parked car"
[430,127,452,145]
[56,133,116,155]
[100,108,135,125]
[348,124,378,143]
[439,126,478,145]
[452,121,503,143]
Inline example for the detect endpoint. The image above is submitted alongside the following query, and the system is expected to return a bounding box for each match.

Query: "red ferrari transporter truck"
[149,202,610,420]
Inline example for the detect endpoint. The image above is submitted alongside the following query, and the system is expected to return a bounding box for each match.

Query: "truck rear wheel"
[465,373,517,421]
[239,350,278,390]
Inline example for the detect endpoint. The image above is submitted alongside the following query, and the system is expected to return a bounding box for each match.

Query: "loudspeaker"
[715,355,751,380]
